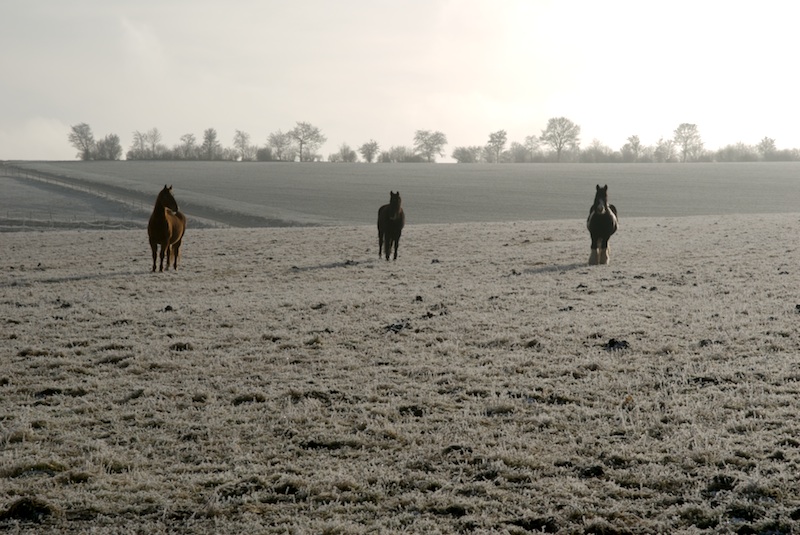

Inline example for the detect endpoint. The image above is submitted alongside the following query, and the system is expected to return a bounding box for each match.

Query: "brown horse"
[587,184,618,265]
[148,185,186,272]
[377,191,405,261]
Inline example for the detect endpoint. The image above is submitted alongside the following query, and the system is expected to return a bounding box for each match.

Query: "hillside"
[5,161,800,230]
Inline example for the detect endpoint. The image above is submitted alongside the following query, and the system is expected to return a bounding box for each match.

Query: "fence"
[1,162,222,231]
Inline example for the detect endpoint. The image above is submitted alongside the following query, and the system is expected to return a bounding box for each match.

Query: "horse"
[377,191,405,261]
[586,184,618,265]
[148,185,186,272]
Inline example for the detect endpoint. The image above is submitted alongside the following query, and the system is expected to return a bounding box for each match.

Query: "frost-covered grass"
[2,214,800,533]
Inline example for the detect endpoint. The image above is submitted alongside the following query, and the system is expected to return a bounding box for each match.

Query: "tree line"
[68,119,800,164]
[454,119,799,163]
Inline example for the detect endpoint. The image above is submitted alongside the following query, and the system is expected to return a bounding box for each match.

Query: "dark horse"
[587,184,618,265]
[148,185,186,272]
[377,191,405,261]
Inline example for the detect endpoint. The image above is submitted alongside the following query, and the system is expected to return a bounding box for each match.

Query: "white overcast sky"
[2,0,799,161]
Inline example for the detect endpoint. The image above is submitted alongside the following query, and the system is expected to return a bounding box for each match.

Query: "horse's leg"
[164,241,172,271]
[599,237,610,265]
[393,234,400,260]
[172,238,182,270]
[159,242,167,272]
[378,229,384,258]
[150,241,158,272]
[588,235,599,265]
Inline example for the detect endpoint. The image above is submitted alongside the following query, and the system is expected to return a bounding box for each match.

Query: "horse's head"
[593,184,609,214]
[388,191,402,216]
[158,185,179,212]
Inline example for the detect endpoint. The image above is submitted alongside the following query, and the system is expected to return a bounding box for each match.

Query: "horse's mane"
[381,191,403,220]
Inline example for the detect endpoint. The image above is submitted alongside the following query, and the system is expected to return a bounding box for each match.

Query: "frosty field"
[3,212,800,533]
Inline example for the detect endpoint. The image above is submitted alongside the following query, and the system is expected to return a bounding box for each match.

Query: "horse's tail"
[377,205,386,257]
[176,211,187,240]
[378,204,391,229]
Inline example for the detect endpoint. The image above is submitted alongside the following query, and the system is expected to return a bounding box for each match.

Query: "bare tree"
[486,130,507,163]
[128,128,163,159]
[147,127,162,158]
[68,123,95,160]
[383,145,421,163]
[413,130,448,163]
[95,134,122,160]
[580,139,614,163]
[757,137,776,160]
[201,128,222,160]
[359,140,380,163]
[268,130,292,161]
[128,130,147,159]
[540,117,580,162]
[508,142,529,163]
[524,135,540,162]
[673,123,703,162]
[178,133,197,160]
[654,137,677,163]
[338,143,357,163]
[621,135,642,162]
[451,146,482,163]
[716,143,759,162]
[289,121,327,162]
[233,130,252,161]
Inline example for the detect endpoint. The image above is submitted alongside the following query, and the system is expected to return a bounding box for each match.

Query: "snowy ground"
[3,214,800,533]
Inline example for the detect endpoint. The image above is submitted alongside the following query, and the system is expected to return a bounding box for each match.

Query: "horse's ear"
[596,184,601,191]
[603,185,608,191]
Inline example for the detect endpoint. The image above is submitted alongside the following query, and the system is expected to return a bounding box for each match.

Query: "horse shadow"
[523,262,586,275]
[290,259,376,273]
[1,269,147,289]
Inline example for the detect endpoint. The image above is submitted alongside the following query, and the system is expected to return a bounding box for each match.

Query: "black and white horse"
[587,184,618,265]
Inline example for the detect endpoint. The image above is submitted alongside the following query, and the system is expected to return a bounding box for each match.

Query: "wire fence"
[0,212,147,232]
[0,162,222,231]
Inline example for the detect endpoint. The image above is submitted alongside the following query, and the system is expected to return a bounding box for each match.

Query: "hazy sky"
[2,0,799,161]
